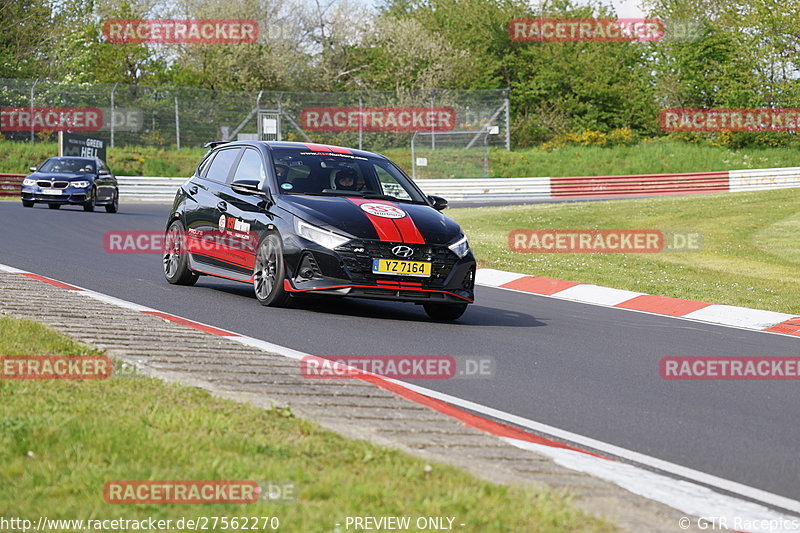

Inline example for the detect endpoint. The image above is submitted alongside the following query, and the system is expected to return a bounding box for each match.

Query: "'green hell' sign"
[61,132,107,161]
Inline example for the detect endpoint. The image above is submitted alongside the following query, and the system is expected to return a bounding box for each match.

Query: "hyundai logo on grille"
[391,245,414,258]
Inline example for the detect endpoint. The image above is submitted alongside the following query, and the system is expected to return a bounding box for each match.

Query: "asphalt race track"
[2,200,798,509]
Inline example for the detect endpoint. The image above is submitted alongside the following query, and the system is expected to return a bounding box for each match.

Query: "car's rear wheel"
[163,220,199,286]
[105,190,118,213]
[253,234,291,307]
[22,200,33,208]
[83,187,96,212]
[48,203,60,210]
[423,303,468,321]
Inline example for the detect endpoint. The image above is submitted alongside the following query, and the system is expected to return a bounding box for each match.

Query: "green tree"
[0,0,57,78]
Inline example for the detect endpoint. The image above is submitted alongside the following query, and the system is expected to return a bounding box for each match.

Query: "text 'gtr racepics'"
[163,141,476,320]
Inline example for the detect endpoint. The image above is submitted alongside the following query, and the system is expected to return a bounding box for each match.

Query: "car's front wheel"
[48,203,60,210]
[83,187,96,212]
[253,234,291,307]
[22,200,33,208]
[105,190,118,213]
[423,303,468,321]
[163,220,199,286]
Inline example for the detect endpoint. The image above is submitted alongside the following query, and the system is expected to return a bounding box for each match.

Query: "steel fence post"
[174,95,181,150]
[504,89,511,151]
[358,91,363,150]
[110,82,118,148]
[29,78,39,142]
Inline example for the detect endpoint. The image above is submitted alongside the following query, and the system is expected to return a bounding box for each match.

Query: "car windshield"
[270,148,426,203]
[38,158,95,174]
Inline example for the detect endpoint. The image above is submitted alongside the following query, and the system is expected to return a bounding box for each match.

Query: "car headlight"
[71,181,90,188]
[294,219,350,250]
[22,178,36,186]
[448,235,470,258]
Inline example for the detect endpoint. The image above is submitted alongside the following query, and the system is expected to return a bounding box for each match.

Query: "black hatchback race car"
[21,156,119,212]
[163,141,475,320]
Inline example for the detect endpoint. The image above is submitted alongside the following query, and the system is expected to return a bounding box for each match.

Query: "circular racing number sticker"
[359,202,407,219]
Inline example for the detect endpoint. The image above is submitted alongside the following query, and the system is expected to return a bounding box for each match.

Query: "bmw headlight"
[22,178,36,186]
[448,235,470,258]
[294,219,350,250]
[71,180,90,188]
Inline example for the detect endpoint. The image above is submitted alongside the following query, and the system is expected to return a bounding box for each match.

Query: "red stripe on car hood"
[348,198,425,244]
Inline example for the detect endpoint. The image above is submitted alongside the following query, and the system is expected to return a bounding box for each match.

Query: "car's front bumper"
[284,239,476,304]
[21,186,89,204]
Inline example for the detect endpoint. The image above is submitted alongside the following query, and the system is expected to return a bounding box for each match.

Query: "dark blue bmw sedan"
[21,156,119,212]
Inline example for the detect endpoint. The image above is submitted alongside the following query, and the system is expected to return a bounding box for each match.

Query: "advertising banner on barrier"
[60,132,107,161]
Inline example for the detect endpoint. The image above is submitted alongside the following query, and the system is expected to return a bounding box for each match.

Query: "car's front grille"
[36,180,69,189]
[336,240,457,285]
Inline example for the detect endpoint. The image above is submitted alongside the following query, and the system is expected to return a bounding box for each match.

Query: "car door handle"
[217,201,228,212]
[189,185,198,195]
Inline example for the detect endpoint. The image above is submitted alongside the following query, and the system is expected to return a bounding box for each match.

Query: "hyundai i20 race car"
[21,156,119,212]
[163,141,475,320]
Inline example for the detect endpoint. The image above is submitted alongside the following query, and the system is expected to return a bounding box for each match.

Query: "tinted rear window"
[205,149,240,183]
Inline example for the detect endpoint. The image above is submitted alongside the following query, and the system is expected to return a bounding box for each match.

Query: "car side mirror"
[98,169,110,175]
[429,195,448,211]
[30,166,37,172]
[231,180,266,196]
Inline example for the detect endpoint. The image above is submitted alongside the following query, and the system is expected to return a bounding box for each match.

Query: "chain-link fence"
[0,79,510,157]
[411,130,495,179]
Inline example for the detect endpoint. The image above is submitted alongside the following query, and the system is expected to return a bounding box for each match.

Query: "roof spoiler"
[203,141,230,148]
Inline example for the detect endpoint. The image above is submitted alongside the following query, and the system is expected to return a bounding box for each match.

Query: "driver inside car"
[333,168,359,191]
[274,164,289,182]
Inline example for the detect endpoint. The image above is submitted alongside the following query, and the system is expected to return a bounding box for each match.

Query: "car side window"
[231,149,267,186]
[374,164,412,200]
[205,148,240,183]
[196,153,215,178]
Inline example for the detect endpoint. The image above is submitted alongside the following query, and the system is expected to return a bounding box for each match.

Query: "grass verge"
[0,316,613,532]
[450,188,800,315]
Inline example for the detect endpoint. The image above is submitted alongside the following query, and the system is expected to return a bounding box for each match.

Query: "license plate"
[41,189,62,195]
[372,258,431,277]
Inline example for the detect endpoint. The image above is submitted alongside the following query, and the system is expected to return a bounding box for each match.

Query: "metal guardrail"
[117,177,186,202]
[4,167,800,202]
[113,176,555,202]
[0,173,24,197]
[115,167,800,202]
[550,171,731,198]
[729,167,800,192]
